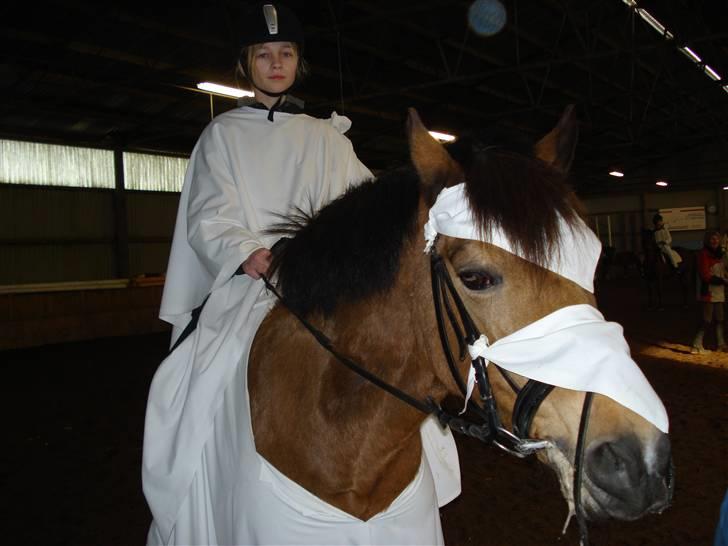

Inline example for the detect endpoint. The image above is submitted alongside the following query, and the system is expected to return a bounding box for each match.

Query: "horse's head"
[408,107,673,524]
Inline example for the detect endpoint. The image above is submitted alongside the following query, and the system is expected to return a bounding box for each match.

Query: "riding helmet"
[240,2,304,51]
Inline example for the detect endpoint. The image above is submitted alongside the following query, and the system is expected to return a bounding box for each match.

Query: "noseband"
[261,239,595,544]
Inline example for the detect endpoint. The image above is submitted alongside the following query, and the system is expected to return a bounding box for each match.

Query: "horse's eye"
[458,270,498,291]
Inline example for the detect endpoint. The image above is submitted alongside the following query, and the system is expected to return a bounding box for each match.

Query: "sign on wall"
[659,206,706,231]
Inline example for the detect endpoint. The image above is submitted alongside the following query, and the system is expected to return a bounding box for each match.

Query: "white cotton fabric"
[425,184,668,434]
[146,292,444,546]
[424,183,601,293]
[464,305,668,433]
[143,106,455,545]
[159,108,372,332]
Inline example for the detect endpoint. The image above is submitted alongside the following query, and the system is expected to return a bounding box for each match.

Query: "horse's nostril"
[586,435,674,520]
[587,438,643,499]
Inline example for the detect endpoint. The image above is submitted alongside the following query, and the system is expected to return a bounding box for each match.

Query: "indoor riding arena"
[2,2,727,545]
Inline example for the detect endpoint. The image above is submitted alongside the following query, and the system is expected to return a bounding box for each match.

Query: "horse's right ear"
[407,108,463,205]
[534,104,579,172]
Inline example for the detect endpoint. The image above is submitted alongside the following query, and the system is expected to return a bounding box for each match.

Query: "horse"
[641,228,695,309]
[242,108,673,544]
[596,246,643,283]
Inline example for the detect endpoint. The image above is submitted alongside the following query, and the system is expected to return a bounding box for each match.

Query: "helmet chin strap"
[252,84,289,121]
[250,79,296,121]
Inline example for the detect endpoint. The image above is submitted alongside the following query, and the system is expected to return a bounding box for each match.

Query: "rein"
[261,270,543,455]
[260,241,594,545]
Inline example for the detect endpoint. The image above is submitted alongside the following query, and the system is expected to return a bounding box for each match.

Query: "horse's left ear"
[407,108,464,205]
[534,104,579,172]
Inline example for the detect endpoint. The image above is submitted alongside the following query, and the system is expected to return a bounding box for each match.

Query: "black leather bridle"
[428,243,594,544]
[429,246,555,456]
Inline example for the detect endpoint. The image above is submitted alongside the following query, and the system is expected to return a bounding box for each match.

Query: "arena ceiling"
[2,0,727,195]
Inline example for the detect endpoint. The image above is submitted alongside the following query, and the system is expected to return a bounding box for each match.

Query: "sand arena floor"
[1,276,726,545]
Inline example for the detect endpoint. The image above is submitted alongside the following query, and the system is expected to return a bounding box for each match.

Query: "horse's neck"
[249,239,446,519]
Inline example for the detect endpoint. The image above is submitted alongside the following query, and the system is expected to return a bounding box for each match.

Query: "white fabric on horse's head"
[424,185,668,433]
[465,304,669,433]
[423,183,601,293]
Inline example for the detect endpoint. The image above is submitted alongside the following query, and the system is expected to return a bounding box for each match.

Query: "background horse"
[596,246,643,283]
[641,228,695,309]
[245,109,672,542]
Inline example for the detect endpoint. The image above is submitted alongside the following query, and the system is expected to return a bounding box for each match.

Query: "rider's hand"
[241,248,272,280]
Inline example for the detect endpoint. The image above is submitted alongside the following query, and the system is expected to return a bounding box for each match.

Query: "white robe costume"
[654,226,682,268]
[142,105,458,545]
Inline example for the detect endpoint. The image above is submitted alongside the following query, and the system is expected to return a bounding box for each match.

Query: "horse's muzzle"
[584,433,673,521]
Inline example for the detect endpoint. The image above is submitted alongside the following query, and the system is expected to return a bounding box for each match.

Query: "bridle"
[429,246,555,456]
[260,236,596,543]
[428,243,594,544]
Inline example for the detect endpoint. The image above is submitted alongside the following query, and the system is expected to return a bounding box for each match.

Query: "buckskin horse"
[239,107,673,544]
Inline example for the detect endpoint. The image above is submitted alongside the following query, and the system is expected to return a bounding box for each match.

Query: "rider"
[158,2,371,338]
[143,2,376,543]
[653,213,682,270]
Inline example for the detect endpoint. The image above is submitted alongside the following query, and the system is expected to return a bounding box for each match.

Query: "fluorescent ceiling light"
[429,131,456,142]
[723,186,728,191]
[609,170,624,177]
[622,4,724,95]
[196,82,254,98]
[656,181,668,187]
[704,65,721,81]
[637,9,673,39]
[679,46,702,63]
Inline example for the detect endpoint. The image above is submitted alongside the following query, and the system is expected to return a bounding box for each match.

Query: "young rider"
[144,3,377,543]
[653,213,682,270]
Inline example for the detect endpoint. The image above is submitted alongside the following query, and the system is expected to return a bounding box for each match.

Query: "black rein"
[258,248,554,458]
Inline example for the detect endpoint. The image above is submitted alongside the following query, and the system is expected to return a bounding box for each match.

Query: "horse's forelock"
[462,148,583,269]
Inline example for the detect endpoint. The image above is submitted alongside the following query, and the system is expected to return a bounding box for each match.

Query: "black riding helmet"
[239,2,305,98]
[240,2,304,51]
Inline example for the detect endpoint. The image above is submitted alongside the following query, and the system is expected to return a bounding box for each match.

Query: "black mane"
[270,167,421,317]
[271,128,581,317]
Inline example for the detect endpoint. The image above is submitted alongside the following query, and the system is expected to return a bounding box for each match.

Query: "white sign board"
[659,207,706,231]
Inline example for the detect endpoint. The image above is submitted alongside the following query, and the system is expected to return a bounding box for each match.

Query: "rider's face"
[250,42,298,94]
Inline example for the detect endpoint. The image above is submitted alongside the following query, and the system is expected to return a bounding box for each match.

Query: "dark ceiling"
[2,0,727,195]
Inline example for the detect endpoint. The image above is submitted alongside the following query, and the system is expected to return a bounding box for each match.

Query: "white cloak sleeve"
[187,126,265,290]
[327,112,373,198]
